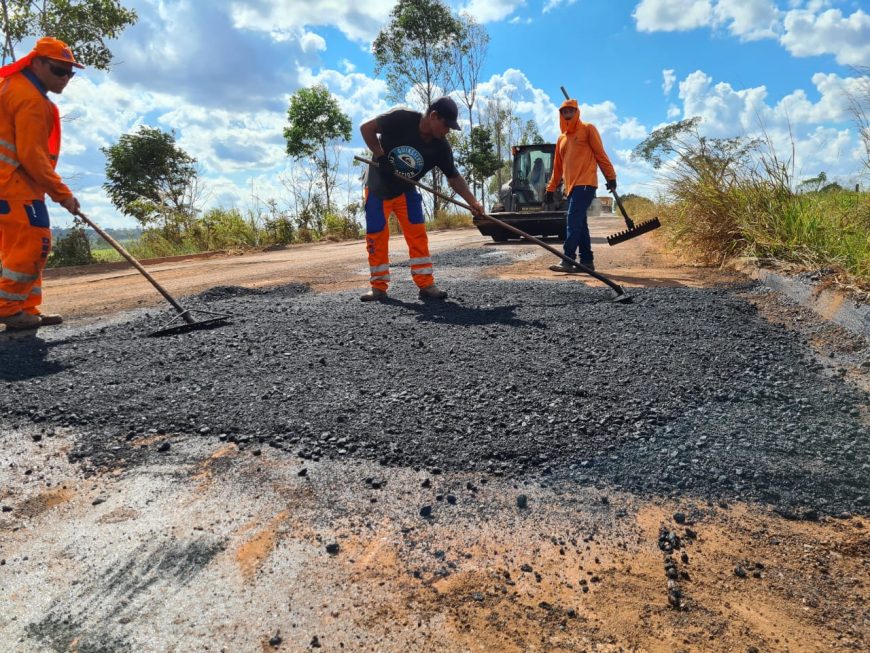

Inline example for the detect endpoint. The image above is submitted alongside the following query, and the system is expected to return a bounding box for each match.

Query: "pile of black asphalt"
[2,250,868,517]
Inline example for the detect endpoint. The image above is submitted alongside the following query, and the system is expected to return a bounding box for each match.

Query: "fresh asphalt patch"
[2,250,868,518]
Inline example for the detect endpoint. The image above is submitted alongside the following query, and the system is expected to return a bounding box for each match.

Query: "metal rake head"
[607,217,662,246]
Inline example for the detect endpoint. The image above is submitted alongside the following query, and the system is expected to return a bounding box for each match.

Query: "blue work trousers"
[563,185,597,264]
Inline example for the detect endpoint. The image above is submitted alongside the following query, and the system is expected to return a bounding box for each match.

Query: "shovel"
[74,211,231,336]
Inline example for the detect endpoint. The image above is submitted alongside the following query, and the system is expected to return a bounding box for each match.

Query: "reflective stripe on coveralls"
[364,187,434,291]
[0,137,18,168]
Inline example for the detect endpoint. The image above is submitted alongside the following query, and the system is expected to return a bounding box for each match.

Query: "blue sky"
[32,0,870,227]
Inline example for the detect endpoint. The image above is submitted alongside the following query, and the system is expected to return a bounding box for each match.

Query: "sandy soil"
[2,215,867,652]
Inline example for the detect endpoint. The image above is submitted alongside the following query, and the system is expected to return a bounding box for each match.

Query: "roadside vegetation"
[632,115,870,290]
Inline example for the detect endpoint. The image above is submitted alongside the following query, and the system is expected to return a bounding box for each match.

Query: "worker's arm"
[359,119,385,158]
[588,124,616,186]
[545,136,564,193]
[14,97,73,204]
[447,174,484,217]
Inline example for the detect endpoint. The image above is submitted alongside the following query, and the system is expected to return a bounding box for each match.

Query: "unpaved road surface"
[2,216,869,652]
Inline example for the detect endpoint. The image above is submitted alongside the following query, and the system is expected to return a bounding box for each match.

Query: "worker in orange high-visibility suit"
[0,37,82,330]
[358,96,484,302]
[545,98,616,273]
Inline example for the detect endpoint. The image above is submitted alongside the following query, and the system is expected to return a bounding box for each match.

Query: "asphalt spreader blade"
[148,309,232,337]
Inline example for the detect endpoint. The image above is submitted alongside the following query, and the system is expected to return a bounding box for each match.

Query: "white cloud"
[663,69,676,95]
[713,0,780,40]
[543,0,578,14]
[229,0,390,43]
[462,0,526,23]
[669,68,865,186]
[299,31,327,53]
[634,0,713,32]
[633,1,870,65]
[780,8,870,66]
[667,104,682,119]
[619,117,648,140]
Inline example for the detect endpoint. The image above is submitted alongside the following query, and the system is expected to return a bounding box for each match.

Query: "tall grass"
[635,119,870,288]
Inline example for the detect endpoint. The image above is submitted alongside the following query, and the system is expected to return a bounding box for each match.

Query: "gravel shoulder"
[1,216,868,652]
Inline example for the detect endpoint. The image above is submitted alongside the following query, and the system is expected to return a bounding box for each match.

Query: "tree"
[455,126,501,202]
[283,84,352,213]
[372,0,461,108]
[373,0,463,216]
[455,14,488,133]
[102,126,199,232]
[1,0,137,70]
[798,171,828,194]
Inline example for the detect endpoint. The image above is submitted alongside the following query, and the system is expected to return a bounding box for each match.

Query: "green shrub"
[47,225,93,267]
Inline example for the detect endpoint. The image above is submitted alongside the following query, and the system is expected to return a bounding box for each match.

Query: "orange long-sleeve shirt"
[546,121,616,196]
[0,71,72,202]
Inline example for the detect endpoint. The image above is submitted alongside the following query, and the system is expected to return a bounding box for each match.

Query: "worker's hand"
[543,190,555,209]
[376,154,395,179]
[468,199,485,217]
[60,195,80,215]
[605,179,617,192]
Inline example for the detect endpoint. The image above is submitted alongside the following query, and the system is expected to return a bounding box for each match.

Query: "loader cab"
[475,143,568,242]
[497,144,560,212]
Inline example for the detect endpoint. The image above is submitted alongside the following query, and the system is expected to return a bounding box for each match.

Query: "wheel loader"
[474,143,601,242]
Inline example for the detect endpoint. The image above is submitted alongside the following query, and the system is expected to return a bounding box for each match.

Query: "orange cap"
[34,37,84,68]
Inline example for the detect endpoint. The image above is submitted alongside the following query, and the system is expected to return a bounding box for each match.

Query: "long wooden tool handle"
[354,156,626,297]
[75,211,194,323]
[560,86,570,100]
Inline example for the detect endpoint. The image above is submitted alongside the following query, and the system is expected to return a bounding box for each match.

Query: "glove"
[605,179,617,192]
[544,191,554,204]
[377,154,395,178]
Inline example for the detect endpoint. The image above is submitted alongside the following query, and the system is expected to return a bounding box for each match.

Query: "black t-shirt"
[366,108,459,199]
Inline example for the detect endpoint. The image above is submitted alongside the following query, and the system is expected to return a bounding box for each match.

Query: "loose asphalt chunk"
[1,270,868,516]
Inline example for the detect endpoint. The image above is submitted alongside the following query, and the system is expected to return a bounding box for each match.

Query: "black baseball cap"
[428,96,460,130]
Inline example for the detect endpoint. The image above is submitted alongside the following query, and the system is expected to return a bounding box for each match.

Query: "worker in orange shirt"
[545,97,616,273]
[359,96,484,302]
[0,37,82,330]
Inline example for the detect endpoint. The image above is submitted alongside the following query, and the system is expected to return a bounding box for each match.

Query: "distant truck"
[474,143,600,242]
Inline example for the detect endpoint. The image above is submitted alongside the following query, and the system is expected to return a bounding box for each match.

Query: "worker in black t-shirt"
[359,96,484,302]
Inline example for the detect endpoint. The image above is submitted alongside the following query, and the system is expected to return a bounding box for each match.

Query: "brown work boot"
[360,288,388,302]
[0,311,41,329]
[36,313,63,326]
[418,284,448,300]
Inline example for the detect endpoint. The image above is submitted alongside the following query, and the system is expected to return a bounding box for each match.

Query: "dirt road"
[2,216,868,652]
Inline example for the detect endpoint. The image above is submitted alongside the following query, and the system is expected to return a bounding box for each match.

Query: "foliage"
[454,13,488,129]
[284,84,352,211]
[46,221,92,267]
[102,126,198,231]
[635,116,870,288]
[372,0,461,108]
[428,209,472,231]
[1,0,137,70]
[457,125,501,190]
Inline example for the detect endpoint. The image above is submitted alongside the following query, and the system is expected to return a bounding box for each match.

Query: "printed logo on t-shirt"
[389,145,424,178]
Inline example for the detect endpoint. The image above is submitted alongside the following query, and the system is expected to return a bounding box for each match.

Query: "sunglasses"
[46,62,75,79]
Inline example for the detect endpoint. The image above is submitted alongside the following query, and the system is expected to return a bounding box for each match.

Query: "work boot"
[579,260,595,272]
[360,288,388,302]
[419,284,448,300]
[36,313,63,326]
[0,311,41,329]
[548,260,581,273]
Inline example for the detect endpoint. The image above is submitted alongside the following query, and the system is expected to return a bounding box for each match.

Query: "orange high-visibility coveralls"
[364,187,433,291]
[0,67,72,318]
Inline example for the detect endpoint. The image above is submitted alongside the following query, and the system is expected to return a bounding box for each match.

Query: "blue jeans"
[564,186,597,263]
